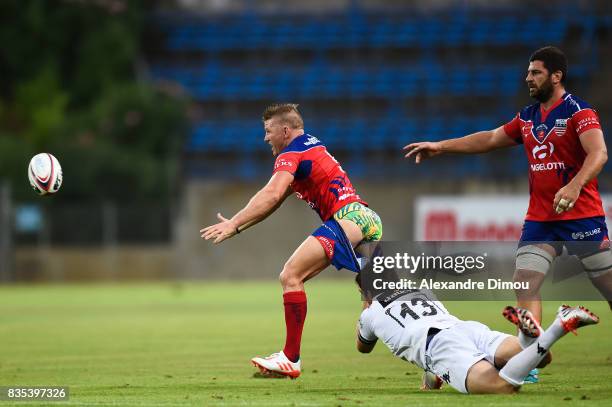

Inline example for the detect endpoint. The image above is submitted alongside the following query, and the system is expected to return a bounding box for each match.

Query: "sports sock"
[499,318,566,386]
[283,290,307,363]
[518,331,537,349]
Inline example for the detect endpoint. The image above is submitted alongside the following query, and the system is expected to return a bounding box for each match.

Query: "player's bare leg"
[491,337,522,369]
[253,220,364,378]
[513,269,546,322]
[513,244,556,323]
[588,272,612,311]
[280,236,331,292]
[337,219,364,246]
[465,360,517,394]
[280,220,361,292]
[251,238,329,378]
[579,244,612,310]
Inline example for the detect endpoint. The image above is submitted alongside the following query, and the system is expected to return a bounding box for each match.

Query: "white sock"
[518,331,537,349]
[499,318,566,386]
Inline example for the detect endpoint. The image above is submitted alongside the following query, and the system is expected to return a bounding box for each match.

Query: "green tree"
[0,0,188,203]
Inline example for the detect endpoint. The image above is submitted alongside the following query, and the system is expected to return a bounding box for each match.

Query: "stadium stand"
[149,2,609,178]
[150,65,526,100]
[161,16,568,51]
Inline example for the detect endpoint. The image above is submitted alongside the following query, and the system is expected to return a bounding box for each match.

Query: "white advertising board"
[415,195,612,241]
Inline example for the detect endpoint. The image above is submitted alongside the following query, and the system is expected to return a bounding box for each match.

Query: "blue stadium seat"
[155,9,602,179]
[159,13,573,51]
[152,64,538,100]
[187,116,508,155]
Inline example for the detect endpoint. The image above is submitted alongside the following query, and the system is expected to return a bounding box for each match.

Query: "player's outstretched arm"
[553,128,608,214]
[200,171,294,243]
[403,126,517,163]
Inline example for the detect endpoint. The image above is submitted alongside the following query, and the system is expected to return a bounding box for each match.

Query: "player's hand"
[553,183,581,214]
[200,213,239,244]
[403,141,443,163]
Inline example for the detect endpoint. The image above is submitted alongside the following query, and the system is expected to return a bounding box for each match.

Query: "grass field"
[0,280,610,406]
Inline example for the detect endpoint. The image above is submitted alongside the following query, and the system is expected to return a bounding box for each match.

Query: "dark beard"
[531,78,554,103]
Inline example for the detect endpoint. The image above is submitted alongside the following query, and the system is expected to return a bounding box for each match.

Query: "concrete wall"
[14,246,174,281]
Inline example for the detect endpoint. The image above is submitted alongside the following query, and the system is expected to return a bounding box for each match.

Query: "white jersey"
[358,289,460,369]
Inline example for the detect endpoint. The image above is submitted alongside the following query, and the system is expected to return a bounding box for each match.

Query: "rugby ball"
[28,153,63,196]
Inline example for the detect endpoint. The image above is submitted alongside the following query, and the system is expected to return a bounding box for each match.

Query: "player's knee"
[497,381,519,394]
[515,245,553,279]
[468,367,519,394]
[279,263,301,288]
[490,375,519,394]
[278,269,292,287]
[512,269,541,285]
[580,249,612,280]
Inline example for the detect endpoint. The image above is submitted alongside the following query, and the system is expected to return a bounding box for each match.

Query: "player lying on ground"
[404,46,612,322]
[201,104,383,378]
[355,275,599,394]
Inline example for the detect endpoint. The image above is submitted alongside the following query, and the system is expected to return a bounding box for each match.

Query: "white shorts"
[425,320,511,393]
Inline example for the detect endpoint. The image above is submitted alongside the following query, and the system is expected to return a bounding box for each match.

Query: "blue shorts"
[312,219,361,273]
[519,216,609,256]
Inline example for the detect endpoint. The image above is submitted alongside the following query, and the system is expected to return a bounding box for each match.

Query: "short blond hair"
[262,103,304,129]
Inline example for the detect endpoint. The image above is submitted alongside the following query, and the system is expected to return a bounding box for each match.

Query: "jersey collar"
[280,133,309,154]
[540,92,567,122]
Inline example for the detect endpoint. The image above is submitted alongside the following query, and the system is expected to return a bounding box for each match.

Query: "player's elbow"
[600,149,608,165]
[357,346,371,354]
[588,147,608,166]
[269,191,285,204]
[261,187,285,206]
[357,341,374,353]
[592,148,608,172]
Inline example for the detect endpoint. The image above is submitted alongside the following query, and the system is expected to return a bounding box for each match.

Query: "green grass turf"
[0,280,610,406]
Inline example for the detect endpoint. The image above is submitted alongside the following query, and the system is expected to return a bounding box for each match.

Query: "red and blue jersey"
[272,133,366,221]
[503,93,604,221]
